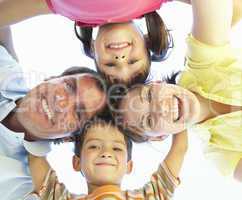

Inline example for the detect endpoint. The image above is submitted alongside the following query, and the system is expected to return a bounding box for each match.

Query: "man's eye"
[64,79,76,94]
[147,87,152,102]
[128,59,138,65]
[105,63,115,67]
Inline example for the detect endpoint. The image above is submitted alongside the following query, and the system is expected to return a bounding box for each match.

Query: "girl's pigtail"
[144,11,173,62]
[74,22,93,58]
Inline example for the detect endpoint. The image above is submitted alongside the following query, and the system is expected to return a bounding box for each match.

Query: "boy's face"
[73,124,133,186]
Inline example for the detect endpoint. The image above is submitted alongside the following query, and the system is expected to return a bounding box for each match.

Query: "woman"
[116,0,242,179]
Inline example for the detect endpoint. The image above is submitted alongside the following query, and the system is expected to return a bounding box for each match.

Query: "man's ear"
[72,155,82,172]
[126,160,133,174]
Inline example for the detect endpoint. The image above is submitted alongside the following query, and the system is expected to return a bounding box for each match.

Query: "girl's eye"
[106,63,115,67]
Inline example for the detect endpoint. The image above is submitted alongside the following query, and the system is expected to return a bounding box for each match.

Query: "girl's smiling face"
[119,82,200,137]
[94,22,150,84]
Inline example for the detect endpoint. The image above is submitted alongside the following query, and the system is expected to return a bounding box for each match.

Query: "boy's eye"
[88,145,99,149]
[113,147,123,152]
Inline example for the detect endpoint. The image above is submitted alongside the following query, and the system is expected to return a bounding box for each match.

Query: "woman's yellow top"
[179,34,242,176]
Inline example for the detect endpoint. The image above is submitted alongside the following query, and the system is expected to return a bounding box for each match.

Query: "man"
[0,26,107,199]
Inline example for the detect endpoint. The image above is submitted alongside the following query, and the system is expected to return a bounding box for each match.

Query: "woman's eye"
[128,59,138,65]
[105,63,115,67]
[146,115,153,129]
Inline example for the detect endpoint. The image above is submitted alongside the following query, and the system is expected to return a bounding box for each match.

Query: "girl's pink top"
[45,0,171,27]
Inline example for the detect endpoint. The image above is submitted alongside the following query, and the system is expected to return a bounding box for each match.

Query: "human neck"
[195,94,241,123]
[2,109,25,133]
[87,183,120,194]
[1,106,37,141]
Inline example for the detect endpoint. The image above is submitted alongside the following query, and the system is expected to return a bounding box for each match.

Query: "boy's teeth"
[42,98,53,121]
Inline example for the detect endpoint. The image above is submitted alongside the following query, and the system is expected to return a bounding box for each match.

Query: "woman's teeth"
[42,98,54,121]
[173,96,180,121]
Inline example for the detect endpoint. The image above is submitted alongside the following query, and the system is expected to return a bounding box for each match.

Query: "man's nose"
[54,92,72,112]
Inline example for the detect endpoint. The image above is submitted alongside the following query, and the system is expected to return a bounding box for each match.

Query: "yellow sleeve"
[205,146,242,176]
[179,34,242,106]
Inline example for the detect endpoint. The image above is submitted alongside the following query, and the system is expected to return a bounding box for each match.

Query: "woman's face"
[119,82,200,137]
[94,22,149,84]
[16,74,107,139]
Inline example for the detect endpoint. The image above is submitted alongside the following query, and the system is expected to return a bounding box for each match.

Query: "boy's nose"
[100,151,112,158]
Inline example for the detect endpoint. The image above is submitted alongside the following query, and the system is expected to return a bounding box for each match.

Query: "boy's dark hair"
[73,112,133,161]
[74,11,173,85]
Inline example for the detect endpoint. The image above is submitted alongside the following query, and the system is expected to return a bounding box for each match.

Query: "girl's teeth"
[108,43,129,49]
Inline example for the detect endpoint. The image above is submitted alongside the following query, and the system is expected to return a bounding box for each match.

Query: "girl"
[0,0,174,86]
[115,0,242,180]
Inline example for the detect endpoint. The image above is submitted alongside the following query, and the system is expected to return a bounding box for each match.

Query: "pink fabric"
[45,0,171,27]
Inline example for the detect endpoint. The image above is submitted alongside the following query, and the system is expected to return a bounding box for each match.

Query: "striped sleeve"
[33,170,71,200]
[126,162,180,200]
[143,162,180,200]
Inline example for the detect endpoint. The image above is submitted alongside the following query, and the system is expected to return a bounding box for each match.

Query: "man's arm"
[163,131,188,178]
[0,26,18,60]
[0,0,51,28]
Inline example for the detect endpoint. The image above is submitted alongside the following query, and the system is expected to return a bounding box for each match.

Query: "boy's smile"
[73,123,133,190]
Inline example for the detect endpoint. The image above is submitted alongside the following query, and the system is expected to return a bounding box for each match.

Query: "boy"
[28,115,187,199]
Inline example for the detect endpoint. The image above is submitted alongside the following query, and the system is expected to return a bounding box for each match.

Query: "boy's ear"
[72,155,82,172]
[126,160,133,174]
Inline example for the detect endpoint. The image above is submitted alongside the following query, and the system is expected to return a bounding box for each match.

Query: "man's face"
[75,124,132,186]
[16,74,107,139]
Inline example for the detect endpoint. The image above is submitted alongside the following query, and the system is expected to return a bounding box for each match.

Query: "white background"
[11,2,242,199]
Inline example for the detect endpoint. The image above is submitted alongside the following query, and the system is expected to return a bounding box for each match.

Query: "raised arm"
[28,154,51,193]
[0,0,51,28]
[164,131,188,178]
[191,0,232,46]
